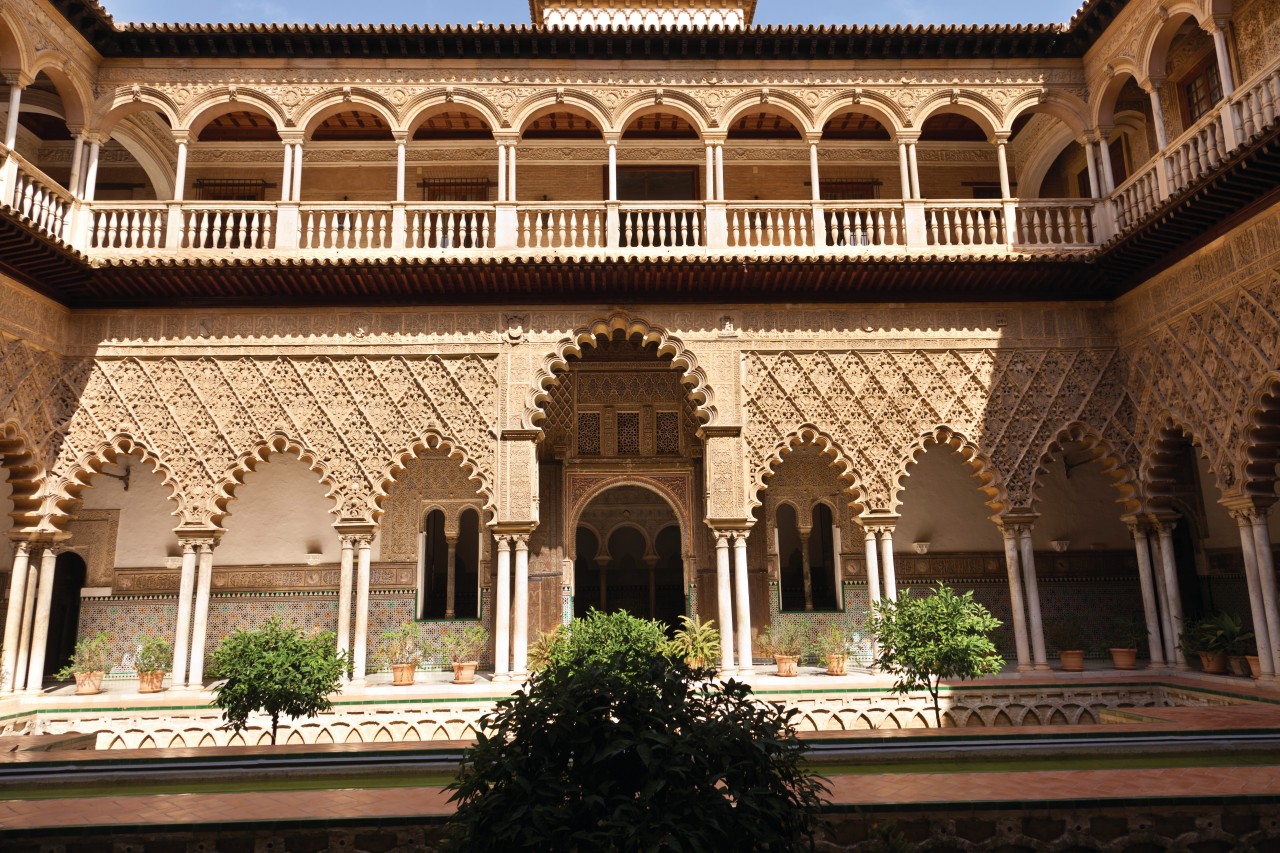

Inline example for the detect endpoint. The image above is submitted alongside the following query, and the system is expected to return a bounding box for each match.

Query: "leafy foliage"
[445,633,827,851]
[132,635,172,673]
[544,609,673,688]
[377,621,427,666]
[871,584,1003,727]
[665,615,720,669]
[441,624,489,663]
[55,631,112,678]
[757,619,809,658]
[210,617,347,744]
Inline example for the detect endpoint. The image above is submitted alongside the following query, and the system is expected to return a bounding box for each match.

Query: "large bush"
[446,610,826,852]
[544,608,673,686]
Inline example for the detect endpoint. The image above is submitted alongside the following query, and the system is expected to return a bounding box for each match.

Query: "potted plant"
[1204,612,1253,677]
[812,623,854,676]
[527,627,561,674]
[1178,616,1209,670]
[442,624,489,684]
[378,622,426,686]
[667,615,720,671]
[133,635,171,693]
[1107,616,1146,670]
[55,631,112,695]
[1045,618,1085,672]
[757,621,807,677]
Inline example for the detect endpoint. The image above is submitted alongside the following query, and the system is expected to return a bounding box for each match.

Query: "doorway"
[45,551,87,679]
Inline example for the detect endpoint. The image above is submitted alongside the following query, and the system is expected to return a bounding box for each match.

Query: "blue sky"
[101,1,1087,27]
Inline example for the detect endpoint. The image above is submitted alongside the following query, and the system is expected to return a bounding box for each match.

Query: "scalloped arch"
[0,419,46,531]
[374,431,494,524]
[892,426,1006,515]
[45,434,186,532]
[525,312,715,429]
[1240,374,1280,501]
[1139,414,1229,510]
[719,91,815,136]
[750,424,865,515]
[814,92,908,137]
[1028,421,1143,516]
[213,432,338,528]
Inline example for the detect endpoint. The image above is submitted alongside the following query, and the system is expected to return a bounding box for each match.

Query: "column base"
[492,672,512,682]
[1033,664,1052,672]
[1015,664,1034,673]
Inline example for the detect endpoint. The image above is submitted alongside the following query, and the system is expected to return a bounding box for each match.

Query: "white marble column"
[862,526,881,604]
[808,140,821,201]
[1097,134,1117,196]
[395,136,407,202]
[172,136,189,201]
[1082,135,1101,198]
[12,558,38,692]
[714,142,725,200]
[1234,510,1275,676]
[878,526,898,601]
[337,536,355,661]
[1147,528,1176,662]
[714,532,735,673]
[508,143,518,201]
[798,527,814,611]
[445,535,458,619]
[1017,527,1048,671]
[2,84,21,151]
[704,143,715,201]
[907,142,921,199]
[1154,521,1187,668]
[170,540,198,687]
[67,134,85,199]
[896,141,912,199]
[1208,17,1236,95]
[280,141,294,202]
[493,536,512,679]
[352,535,372,682]
[1,542,31,692]
[23,547,58,693]
[497,143,508,201]
[1146,82,1170,151]
[1249,511,1280,674]
[512,534,530,676]
[291,142,303,201]
[607,138,618,201]
[995,135,1012,199]
[82,139,101,203]
[186,541,216,687]
[1000,525,1032,672]
[732,532,753,674]
[1127,520,1165,666]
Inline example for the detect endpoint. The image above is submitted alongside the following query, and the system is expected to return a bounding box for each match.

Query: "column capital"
[894,131,921,144]
[1142,75,1167,93]
[2,72,31,89]
[1122,515,1153,536]
[171,130,191,146]
[703,132,727,145]
[391,129,409,144]
[493,132,520,146]
[990,131,1012,145]
[279,131,305,145]
[1202,14,1231,34]
[603,132,620,145]
[804,131,823,145]
[176,527,222,545]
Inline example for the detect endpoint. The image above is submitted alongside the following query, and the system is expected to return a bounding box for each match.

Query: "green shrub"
[758,619,809,658]
[377,621,427,666]
[55,631,112,679]
[544,609,672,687]
[441,624,489,663]
[665,615,720,670]
[133,636,172,673]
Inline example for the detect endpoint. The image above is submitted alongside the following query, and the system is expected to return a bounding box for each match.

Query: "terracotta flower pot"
[1109,647,1137,670]
[825,654,848,676]
[773,655,798,677]
[1228,655,1250,677]
[1198,650,1228,674]
[1058,650,1085,672]
[391,662,417,686]
[451,661,478,685]
[137,670,165,693]
[1247,655,1262,680]
[74,671,104,695]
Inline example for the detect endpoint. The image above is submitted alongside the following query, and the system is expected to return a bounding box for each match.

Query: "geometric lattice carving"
[655,411,680,455]
[577,412,601,455]
[616,411,640,455]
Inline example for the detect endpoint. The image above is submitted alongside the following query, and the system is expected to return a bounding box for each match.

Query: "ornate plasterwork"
[113,563,415,593]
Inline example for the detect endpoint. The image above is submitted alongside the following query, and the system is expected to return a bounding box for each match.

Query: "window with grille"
[577,412,601,456]
[655,411,680,455]
[417,177,493,202]
[193,178,271,201]
[1182,61,1224,125]
[617,412,641,455]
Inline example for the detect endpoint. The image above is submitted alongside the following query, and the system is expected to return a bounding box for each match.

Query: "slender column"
[395,137,407,202]
[82,140,101,203]
[445,535,458,619]
[1000,526,1032,672]
[1208,18,1236,96]
[607,138,618,201]
[1148,529,1177,662]
[808,140,821,201]
[595,555,609,611]
[714,142,725,201]
[907,142,921,199]
[1082,135,1101,198]
[67,134,85,200]
[496,143,508,201]
[644,556,659,618]
[1146,83,1170,151]
[508,143,518,201]
[170,540,198,687]
[995,136,1012,199]
[1097,134,1117,195]
[897,141,912,199]
[1249,511,1280,674]
[732,532,753,674]
[878,526,897,601]
[171,137,189,202]
[714,532,735,672]
[291,142,303,201]
[1127,521,1165,665]
[23,547,58,693]
[1154,522,1187,667]
[1016,527,1048,671]
[493,536,511,679]
[278,142,293,202]
[512,535,529,676]
[337,536,355,659]
[2,84,21,150]
[352,535,372,682]
[1235,511,1275,676]
[798,528,814,611]
[862,526,881,604]
[186,541,216,687]
[12,558,38,692]
[1,542,31,692]
[705,143,715,200]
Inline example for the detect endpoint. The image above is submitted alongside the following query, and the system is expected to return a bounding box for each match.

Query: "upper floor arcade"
[0,0,1277,300]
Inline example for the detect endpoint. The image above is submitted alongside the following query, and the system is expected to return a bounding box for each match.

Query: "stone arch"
[27,57,90,128]
[105,121,176,200]
[0,10,31,77]
[719,92,815,136]
[751,424,866,515]
[565,475,694,567]
[1015,122,1083,199]
[615,95,710,138]
[0,420,45,531]
[402,90,502,136]
[911,94,1000,138]
[1091,68,1147,128]
[213,432,338,528]
[1140,415,1227,510]
[1028,421,1143,516]
[180,89,288,137]
[891,426,1006,515]
[374,430,493,524]
[296,89,401,137]
[1000,90,1090,139]
[1142,4,1211,84]
[1241,374,1280,502]
[525,312,715,429]
[814,92,907,137]
[513,91,614,135]
[44,434,185,532]
[601,520,654,556]
[97,90,182,138]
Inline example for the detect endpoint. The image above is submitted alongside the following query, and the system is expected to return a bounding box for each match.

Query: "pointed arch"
[525,312,715,429]
[1029,421,1143,516]
[374,430,494,523]
[751,424,866,515]
[213,432,339,528]
[44,433,186,531]
[892,426,1006,515]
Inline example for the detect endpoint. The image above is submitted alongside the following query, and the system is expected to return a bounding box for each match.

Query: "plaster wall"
[79,453,179,569]
[893,445,1003,553]
[216,453,342,566]
[1031,456,1132,551]
[1197,451,1244,550]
